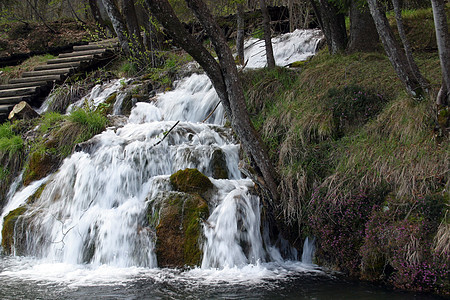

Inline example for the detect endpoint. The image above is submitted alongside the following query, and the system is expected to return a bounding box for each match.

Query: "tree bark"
[392,0,429,91]
[121,0,144,54]
[347,0,379,53]
[145,0,280,202]
[89,0,111,34]
[367,0,423,97]
[317,0,347,54]
[260,0,276,68]
[236,2,245,65]
[101,0,130,56]
[431,0,450,106]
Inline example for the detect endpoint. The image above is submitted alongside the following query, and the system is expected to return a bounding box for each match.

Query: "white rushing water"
[1,29,324,285]
[244,29,323,68]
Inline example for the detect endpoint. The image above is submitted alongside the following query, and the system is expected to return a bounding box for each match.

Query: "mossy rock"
[23,151,57,186]
[170,168,213,194]
[1,206,26,255]
[152,192,209,267]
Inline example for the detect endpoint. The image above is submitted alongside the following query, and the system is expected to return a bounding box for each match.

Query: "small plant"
[0,123,23,157]
[68,108,107,141]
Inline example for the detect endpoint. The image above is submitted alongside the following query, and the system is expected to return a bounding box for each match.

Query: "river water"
[0,30,443,299]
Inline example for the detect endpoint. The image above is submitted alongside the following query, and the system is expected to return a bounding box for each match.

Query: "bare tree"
[260,0,275,68]
[392,0,429,91]
[347,0,379,53]
[121,0,144,53]
[367,0,424,97]
[236,2,245,65]
[145,0,280,201]
[101,0,130,55]
[431,0,449,106]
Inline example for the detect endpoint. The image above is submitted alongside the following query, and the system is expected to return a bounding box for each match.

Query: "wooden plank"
[0,104,15,113]
[0,86,38,97]
[89,38,119,45]
[58,49,106,58]
[9,75,62,84]
[34,61,81,71]
[47,55,94,64]
[0,96,32,105]
[22,68,72,77]
[73,44,118,51]
[0,81,48,90]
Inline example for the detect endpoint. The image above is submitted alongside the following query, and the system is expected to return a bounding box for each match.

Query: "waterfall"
[1,30,324,272]
[301,237,315,264]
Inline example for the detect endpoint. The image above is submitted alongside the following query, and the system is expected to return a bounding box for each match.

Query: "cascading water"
[0,30,359,298]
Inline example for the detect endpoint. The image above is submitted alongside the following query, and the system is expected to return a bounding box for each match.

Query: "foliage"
[0,123,23,157]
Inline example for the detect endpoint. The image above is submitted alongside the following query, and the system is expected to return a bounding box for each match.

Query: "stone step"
[58,49,106,58]
[73,43,118,51]
[22,68,72,77]
[47,55,94,64]
[0,95,32,105]
[0,81,48,90]
[9,75,62,84]
[0,86,39,97]
[34,61,81,71]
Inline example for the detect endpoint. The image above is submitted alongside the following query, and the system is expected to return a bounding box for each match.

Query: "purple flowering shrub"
[361,195,448,294]
[308,188,380,276]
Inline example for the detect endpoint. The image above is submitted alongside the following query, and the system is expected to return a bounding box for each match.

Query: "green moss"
[152,192,209,267]
[170,168,213,194]
[23,150,56,186]
[1,206,26,255]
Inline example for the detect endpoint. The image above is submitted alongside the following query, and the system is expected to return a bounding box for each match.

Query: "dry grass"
[434,211,450,257]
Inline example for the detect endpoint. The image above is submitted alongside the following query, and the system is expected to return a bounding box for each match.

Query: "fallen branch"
[201,101,221,123]
[153,120,180,146]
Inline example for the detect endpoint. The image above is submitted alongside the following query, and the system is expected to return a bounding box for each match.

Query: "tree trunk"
[431,0,450,106]
[89,0,111,34]
[317,0,347,54]
[236,3,245,65]
[347,0,379,53]
[392,0,429,91]
[260,0,276,68]
[8,101,40,122]
[121,0,144,54]
[101,0,130,56]
[145,0,280,202]
[289,0,294,32]
[367,0,423,97]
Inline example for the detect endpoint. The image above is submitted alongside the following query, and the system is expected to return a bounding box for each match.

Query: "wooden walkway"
[0,38,119,122]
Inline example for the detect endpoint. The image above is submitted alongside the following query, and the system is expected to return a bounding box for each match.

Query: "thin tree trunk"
[260,0,275,68]
[101,0,130,56]
[121,0,144,54]
[145,0,280,202]
[67,0,86,25]
[236,3,245,65]
[25,0,57,33]
[289,0,294,32]
[317,0,347,54]
[431,0,450,106]
[89,0,111,34]
[347,0,379,53]
[392,0,429,91]
[367,0,423,97]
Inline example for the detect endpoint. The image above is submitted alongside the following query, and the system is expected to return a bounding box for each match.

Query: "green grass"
[0,123,23,156]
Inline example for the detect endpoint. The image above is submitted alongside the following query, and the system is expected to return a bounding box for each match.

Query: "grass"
[241,7,449,293]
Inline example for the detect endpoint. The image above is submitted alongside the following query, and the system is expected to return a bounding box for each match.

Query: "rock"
[149,191,209,267]
[170,168,213,195]
[1,206,26,255]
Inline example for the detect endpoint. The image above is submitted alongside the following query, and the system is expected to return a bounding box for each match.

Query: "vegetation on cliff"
[242,8,448,294]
